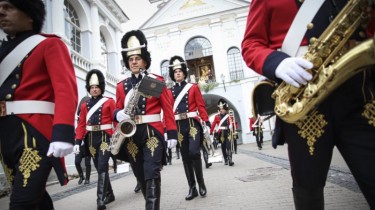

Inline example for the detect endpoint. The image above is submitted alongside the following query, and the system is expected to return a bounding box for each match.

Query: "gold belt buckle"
[92,125,101,131]
[0,101,6,117]
[134,115,142,124]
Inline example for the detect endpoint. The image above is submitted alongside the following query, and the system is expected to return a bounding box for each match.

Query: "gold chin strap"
[19,123,42,187]
[296,110,327,155]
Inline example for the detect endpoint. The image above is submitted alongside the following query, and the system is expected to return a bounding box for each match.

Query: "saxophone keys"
[303,83,318,98]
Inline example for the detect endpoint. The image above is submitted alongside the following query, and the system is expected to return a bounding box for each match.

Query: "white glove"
[167,139,177,149]
[275,57,313,88]
[47,142,73,158]
[73,145,80,154]
[116,111,131,122]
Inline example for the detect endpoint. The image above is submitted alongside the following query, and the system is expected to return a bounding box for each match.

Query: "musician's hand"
[167,139,177,149]
[47,142,73,158]
[73,145,80,155]
[116,111,130,122]
[275,57,313,88]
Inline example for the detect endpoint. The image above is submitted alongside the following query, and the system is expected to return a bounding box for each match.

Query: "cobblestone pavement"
[0,141,369,210]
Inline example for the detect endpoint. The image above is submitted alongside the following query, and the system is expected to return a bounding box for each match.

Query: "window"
[184,37,212,60]
[227,47,244,80]
[64,0,81,53]
[100,33,108,71]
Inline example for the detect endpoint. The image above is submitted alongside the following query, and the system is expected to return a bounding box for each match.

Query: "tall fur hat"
[121,30,151,70]
[85,69,105,93]
[217,98,229,110]
[168,55,187,82]
[1,0,46,33]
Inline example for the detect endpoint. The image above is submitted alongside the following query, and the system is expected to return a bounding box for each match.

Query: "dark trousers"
[0,116,55,210]
[75,146,91,175]
[283,71,375,208]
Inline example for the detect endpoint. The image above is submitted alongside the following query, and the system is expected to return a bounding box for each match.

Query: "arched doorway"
[184,36,215,84]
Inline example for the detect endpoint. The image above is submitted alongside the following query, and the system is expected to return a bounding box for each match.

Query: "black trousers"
[121,124,164,182]
[75,144,91,174]
[178,119,202,161]
[0,116,55,210]
[86,131,110,174]
[282,71,375,208]
[219,130,232,161]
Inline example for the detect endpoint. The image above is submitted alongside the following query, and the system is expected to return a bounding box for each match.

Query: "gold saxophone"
[272,0,375,123]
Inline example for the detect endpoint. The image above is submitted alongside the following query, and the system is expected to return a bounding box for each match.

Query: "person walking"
[0,0,78,209]
[241,0,375,208]
[114,30,177,210]
[74,69,116,210]
[168,55,211,200]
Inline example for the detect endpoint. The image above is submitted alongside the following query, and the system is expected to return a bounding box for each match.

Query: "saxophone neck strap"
[173,83,193,112]
[86,97,108,123]
[281,0,325,56]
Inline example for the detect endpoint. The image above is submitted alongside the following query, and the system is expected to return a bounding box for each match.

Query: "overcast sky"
[115,0,159,30]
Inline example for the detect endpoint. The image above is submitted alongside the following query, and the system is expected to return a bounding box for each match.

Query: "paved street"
[0,141,369,210]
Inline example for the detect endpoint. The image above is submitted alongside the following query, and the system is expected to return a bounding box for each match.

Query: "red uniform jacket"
[75,96,116,141]
[210,113,234,135]
[115,73,177,139]
[5,34,78,185]
[241,0,375,81]
[169,82,210,124]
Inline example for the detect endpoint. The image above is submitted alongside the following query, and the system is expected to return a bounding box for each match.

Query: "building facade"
[139,0,276,145]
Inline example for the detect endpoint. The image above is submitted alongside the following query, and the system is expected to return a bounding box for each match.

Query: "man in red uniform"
[168,55,211,200]
[0,0,78,209]
[242,0,375,209]
[75,69,116,210]
[210,99,235,166]
[114,30,177,210]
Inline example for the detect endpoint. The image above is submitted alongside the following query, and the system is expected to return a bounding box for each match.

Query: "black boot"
[227,149,234,166]
[183,161,198,200]
[104,173,115,205]
[140,180,147,199]
[202,149,212,168]
[134,181,141,193]
[78,173,85,185]
[176,147,180,159]
[84,165,91,184]
[292,187,324,210]
[113,158,117,173]
[145,179,161,210]
[97,173,108,210]
[192,159,207,196]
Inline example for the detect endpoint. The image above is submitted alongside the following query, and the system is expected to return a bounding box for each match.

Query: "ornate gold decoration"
[296,111,328,155]
[146,137,158,157]
[189,127,197,140]
[220,133,225,143]
[100,141,108,155]
[362,100,375,127]
[89,145,96,158]
[19,147,42,187]
[127,139,138,162]
[180,0,206,10]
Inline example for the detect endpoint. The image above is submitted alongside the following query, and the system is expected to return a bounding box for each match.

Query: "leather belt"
[86,124,112,131]
[133,114,161,124]
[174,112,198,120]
[0,100,54,117]
[218,126,227,130]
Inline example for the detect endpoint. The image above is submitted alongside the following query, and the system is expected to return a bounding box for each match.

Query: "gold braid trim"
[177,121,183,146]
[89,132,96,158]
[19,123,41,187]
[188,118,197,140]
[100,131,109,155]
[295,110,328,155]
[362,100,375,127]
[146,126,158,157]
[127,138,138,162]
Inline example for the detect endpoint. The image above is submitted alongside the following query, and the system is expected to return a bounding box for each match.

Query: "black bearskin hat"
[121,30,151,70]
[85,69,105,93]
[2,0,46,33]
[168,55,187,82]
[217,98,229,110]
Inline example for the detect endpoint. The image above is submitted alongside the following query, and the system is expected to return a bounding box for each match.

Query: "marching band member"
[75,69,116,210]
[0,0,77,208]
[114,30,177,210]
[168,55,211,200]
[210,99,235,166]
